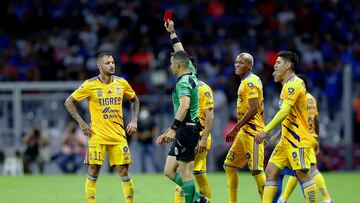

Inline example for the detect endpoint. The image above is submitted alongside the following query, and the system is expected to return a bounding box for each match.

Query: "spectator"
[137,106,161,173]
[56,122,87,173]
[22,125,49,174]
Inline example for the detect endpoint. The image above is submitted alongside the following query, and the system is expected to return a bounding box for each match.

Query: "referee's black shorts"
[168,123,200,162]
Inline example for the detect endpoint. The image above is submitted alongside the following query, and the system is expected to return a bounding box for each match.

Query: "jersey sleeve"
[282,82,304,106]
[244,79,259,99]
[71,80,90,102]
[200,86,214,110]
[122,79,136,100]
[176,80,193,98]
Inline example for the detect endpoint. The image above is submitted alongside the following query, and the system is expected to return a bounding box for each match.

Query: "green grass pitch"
[0,172,357,202]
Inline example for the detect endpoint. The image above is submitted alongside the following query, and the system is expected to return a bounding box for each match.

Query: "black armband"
[170,119,183,130]
[171,37,180,45]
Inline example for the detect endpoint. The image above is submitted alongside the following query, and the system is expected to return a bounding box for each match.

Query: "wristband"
[171,37,180,44]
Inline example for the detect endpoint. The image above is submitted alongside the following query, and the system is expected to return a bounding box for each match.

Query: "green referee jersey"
[172,62,199,122]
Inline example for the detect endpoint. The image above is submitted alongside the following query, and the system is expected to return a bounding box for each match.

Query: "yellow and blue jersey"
[236,73,265,135]
[279,75,311,148]
[306,93,318,139]
[198,81,214,130]
[71,76,136,145]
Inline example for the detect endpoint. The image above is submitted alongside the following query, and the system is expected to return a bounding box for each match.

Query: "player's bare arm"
[64,96,94,136]
[164,20,185,52]
[226,98,258,143]
[126,95,139,135]
[197,107,214,153]
[164,96,190,143]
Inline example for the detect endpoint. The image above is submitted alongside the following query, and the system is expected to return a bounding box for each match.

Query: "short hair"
[278,51,299,70]
[97,52,113,64]
[171,51,190,68]
[239,52,254,67]
[297,74,310,91]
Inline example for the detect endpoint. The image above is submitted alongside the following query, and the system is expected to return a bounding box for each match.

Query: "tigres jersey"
[237,72,265,135]
[307,92,318,139]
[71,76,136,144]
[198,81,214,130]
[279,75,311,148]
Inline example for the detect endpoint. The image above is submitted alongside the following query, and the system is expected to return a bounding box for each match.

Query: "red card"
[163,10,173,21]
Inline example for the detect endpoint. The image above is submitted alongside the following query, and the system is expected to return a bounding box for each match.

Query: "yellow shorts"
[85,142,132,166]
[309,137,318,164]
[193,135,212,172]
[269,145,311,170]
[224,131,264,171]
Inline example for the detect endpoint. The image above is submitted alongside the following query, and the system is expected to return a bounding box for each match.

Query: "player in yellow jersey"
[255,51,316,203]
[64,52,139,203]
[223,52,266,203]
[278,75,332,203]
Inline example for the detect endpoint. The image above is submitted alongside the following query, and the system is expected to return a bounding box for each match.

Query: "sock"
[121,174,134,203]
[85,174,97,203]
[262,180,278,203]
[313,171,331,201]
[253,171,266,199]
[302,179,317,203]
[194,171,211,200]
[224,165,238,203]
[281,176,298,201]
[172,172,184,186]
[273,174,284,203]
[182,180,199,203]
[174,185,184,203]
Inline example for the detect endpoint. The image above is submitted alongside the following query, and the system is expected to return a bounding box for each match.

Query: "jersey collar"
[97,75,114,84]
[241,71,252,81]
[177,72,192,81]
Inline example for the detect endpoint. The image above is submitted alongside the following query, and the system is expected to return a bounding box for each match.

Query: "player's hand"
[255,131,267,144]
[164,19,174,33]
[196,138,207,153]
[226,127,238,143]
[126,120,137,135]
[79,122,94,137]
[164,128,176,143]
[156,134,166,146]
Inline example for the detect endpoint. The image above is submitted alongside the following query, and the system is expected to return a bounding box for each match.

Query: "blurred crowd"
[0,0,359,95]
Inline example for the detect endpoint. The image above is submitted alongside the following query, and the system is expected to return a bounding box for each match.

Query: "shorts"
[224,131,264,171]
[193,135,212,172]
[309,137,318,164]
[168,124,200,162]
[269,145,311,170]
[85,142,132,166]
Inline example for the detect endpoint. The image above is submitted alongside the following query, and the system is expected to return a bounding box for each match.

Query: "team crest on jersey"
[288,87,295,94]
[123,146,129,153]
[97,89,102,97]
[205,92,211,98]
[116,87,121,95]
[247,82,254,88]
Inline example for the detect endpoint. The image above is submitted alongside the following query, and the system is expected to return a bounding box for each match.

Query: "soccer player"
[223,52,266,203]
[163,20,214,202]
[255,51,317,203]
[277,75,332,203]
[64,52,139,203]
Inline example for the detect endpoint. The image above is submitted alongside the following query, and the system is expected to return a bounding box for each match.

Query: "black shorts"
[168,124,200,162]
